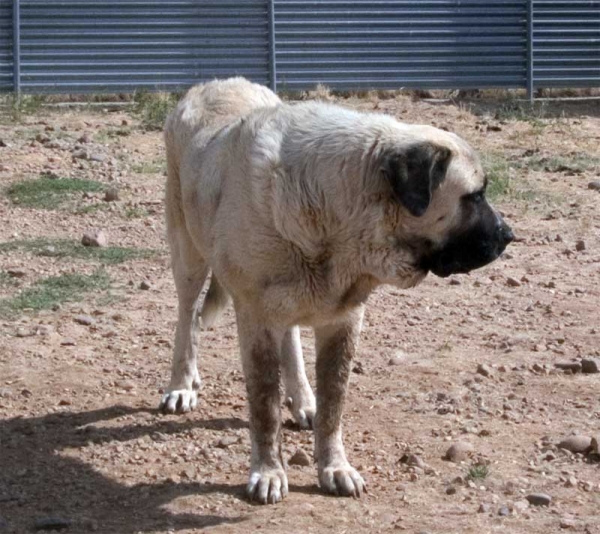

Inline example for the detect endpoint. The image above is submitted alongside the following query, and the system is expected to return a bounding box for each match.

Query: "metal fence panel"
[274,1,529,91]
[532,0,600,88]
[1,1,600,96]
[0,0,12,92]
[18,0,270,94]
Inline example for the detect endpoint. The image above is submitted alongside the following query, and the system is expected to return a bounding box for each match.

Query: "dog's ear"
[381,142,452,217]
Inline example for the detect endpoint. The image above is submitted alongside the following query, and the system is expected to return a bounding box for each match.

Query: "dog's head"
[377,130,514,278]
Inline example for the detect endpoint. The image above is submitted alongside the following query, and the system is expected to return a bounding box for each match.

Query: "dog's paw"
[319,463,366,498]
[246,467,288,505]
[159,389,198,414]
[285,395,316,430]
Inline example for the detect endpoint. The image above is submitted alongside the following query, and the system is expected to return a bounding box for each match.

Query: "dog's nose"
[496,221,514,245]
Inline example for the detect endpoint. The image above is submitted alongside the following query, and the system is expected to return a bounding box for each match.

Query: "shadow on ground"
[0,406,248,532]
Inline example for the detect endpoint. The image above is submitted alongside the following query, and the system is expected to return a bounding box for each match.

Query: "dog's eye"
[463,190,485,204]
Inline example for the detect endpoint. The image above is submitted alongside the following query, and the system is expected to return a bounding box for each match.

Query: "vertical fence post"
[526,0,534,102]
[268,0,277,92]
[12,0,21,96]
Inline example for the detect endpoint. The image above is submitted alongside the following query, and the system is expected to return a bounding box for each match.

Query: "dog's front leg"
[237,310,287,505]
[314,308,366,497]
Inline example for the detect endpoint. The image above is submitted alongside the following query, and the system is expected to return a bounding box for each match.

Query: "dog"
[161,77,514,504]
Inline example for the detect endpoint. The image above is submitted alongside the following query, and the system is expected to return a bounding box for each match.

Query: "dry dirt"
[0,94,599,534]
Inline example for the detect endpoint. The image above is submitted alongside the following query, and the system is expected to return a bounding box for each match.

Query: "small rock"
[81,230,107,247]
[476,363,493,378]
[444,441,474,463]
[526,493,551,506]
[114,380,135,391]
[565,476,578,488]
[575,240,586,252]
[34,517,72,531]
[89,153,106,163]
[139,280,151,290]
[560,518,579,529]
[36,325,54,336]
[558,435,592,453]
[104,188,119,202]
[77,133,92,144]
[400,453,425,469]
[445,486,457,495]
[590,436,599,455]
[506,277,521,287]
[289,448,311,467]
[7,268,26,278]
[581,358,600,374]
[555,362,582,373]
[0,139,9,147]
[352,361,364,374]
[498,506,510,516]
[46,140,66,150]
[388,350,406,366]
[513,499,530,513]
[216,436,239,449]
[121,119,129,126]
[74,314,94,326]
[60,339,76,346]
[72,148,88,160]
[449,278,461,285]
[35,133,50,144]
[587,180,600,191]
[16,327,33,338]
[478,503,491,514]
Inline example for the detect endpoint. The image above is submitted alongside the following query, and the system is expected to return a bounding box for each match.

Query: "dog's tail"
[200,275,231,329]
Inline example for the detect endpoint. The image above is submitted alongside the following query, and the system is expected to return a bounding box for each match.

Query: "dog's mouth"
[420,228,514,278]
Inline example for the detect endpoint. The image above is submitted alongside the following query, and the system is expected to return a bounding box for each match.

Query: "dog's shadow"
[0,406,249,532]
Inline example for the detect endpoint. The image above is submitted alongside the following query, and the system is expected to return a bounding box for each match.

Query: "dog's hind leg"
[281,326,316,429]
[160,144,209,413]
[159,231,209,414]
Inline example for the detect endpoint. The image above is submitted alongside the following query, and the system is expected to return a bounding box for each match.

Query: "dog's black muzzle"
[421,208,514,278]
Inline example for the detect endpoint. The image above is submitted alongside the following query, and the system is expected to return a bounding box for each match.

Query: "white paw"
[246,467,288,505]
[286,395,316,430]
[319,462,366,498]
[159,388,198,414]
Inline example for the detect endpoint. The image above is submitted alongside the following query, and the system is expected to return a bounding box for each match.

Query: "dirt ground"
[0,92,599,534]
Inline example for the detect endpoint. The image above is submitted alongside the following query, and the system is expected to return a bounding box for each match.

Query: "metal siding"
[533,1,600,87]
[0,1,599,95]
[0,0,12,92]
[18,0,270,94]
[274,1,529,91]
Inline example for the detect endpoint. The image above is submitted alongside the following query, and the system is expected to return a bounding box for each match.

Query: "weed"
[124,206,150,219]
[74,203,109,215]
[6,177,105,210]
[0,271,18,289]
[0,94,48,123]
[494,99,548,124]
[467,464,490,481]
[0,270,110,317]
[132,158,166,175]
[132,91,179,130]
[481,152,512,200]
[524,154,600,174]
[0,238,157,265]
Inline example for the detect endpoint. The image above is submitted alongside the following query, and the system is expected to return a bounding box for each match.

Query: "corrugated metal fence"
[0,0,598,97]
